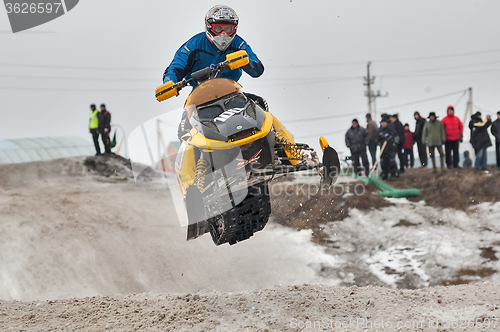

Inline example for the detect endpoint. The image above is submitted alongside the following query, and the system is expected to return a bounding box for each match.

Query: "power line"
[379,60,500,77]
[296,129,345,139]
[377,90,466,111]
[3,49,500,72]
[0,86,152,92]
[0,74,158,82]
[269,49,500,69]
[2,66,498,85]
[381,68,500,78]
[375,49,500,64]
[454,90,468,106]
[473,104,494,114]
[0,62,159,71]
[282,111,366,124]
[0,73,361,86]
[245,76,361,87]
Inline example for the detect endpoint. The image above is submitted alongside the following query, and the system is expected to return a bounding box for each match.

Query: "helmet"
[205,5,238,52]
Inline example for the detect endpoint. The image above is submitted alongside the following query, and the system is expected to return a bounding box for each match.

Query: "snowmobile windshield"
[197,93,249,121]
[224,94,246,109]
[198,105,224,120]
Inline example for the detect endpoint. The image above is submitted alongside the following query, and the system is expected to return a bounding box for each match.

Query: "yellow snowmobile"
[155,50,340,246]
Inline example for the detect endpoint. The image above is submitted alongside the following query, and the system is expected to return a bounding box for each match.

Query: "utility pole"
[364,62,388,119]
[461,87,473,153]
[463,87,473,125]
[364,62,374,117]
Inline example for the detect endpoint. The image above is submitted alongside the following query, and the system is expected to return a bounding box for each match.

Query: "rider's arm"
[163,43,190,84]
[163,33,206,84]
[233,36,264,78]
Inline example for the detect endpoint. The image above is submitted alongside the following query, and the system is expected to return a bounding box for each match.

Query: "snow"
[366,246,429,288]
[323,200,500,288]
[283,228,339,268]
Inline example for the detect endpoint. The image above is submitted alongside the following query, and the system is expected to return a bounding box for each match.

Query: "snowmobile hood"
[184,111,274,150]
[184,78,242,112]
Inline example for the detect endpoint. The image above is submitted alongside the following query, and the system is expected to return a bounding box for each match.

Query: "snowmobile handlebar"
[155,50,250,102]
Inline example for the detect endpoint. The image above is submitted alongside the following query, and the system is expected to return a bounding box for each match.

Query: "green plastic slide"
[345,172,420,198]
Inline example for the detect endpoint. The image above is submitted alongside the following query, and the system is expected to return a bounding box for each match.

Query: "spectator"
[422,112,445,173]
[413,111,427,167]
[98,104,112,154]
[345,119,370,176]
[491,111,500,169]
[441,105,464,168]
[463,151,473,168]
[88,104,100,155]
[380,113,394,128]
[403,123,414,168]
[366,113,378,167]
[376,117,399,180]
[390,114,406,173]
[469,112,492,170]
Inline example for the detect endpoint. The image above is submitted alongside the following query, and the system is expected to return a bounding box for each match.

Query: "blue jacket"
[163,32,264,86]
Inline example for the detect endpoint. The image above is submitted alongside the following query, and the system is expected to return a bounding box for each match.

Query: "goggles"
[210,23,236,36]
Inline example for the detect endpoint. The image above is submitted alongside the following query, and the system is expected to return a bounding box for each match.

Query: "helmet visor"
[210,23,236,36]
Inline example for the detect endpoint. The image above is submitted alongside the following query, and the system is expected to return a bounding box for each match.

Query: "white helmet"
[205,5,239,52]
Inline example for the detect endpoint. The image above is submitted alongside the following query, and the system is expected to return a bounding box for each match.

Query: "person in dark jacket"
[345,119,370,176]
[376,117,399,180]
[491,111,500,168]
[163,5,265,139]
[163,5,263,87]
[380,113,395,130]
[442,105,464,168]
[390,114,406,173]
[413,111,427,167]
[469,112,492,170]
[98,104,112,154]
[366,113,378,167]
[403,124,414,168]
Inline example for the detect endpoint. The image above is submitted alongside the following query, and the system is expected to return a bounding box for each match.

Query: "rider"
[162,5,266,138]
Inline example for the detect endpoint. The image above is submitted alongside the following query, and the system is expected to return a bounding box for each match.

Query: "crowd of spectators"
[345,106,500,179]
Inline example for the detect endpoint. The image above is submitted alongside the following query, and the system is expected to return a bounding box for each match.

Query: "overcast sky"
[1,0,499,156]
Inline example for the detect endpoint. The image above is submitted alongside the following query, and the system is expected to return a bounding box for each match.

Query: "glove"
[459,134,463,143]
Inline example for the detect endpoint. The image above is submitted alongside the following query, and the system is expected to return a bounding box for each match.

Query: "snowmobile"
[155,50,340,246]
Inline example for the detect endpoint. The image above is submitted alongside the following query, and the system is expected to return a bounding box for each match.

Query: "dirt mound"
[270,176,392,243]
[0,155,136,187]
[389,167,500,210]
[2,283,499,331]
[0,159,343,303]
[270,167,500,241]
[0,157,89,187]
[83,154,133,179]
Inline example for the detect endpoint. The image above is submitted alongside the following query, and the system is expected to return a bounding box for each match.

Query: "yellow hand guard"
[155,81,179,102]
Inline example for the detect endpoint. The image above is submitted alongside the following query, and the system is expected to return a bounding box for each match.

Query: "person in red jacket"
[403,124,414,168]
[441,105,463,168]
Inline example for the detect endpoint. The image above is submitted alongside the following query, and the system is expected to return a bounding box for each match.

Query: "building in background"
[156,141,180,173]
[0,137,95,164]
